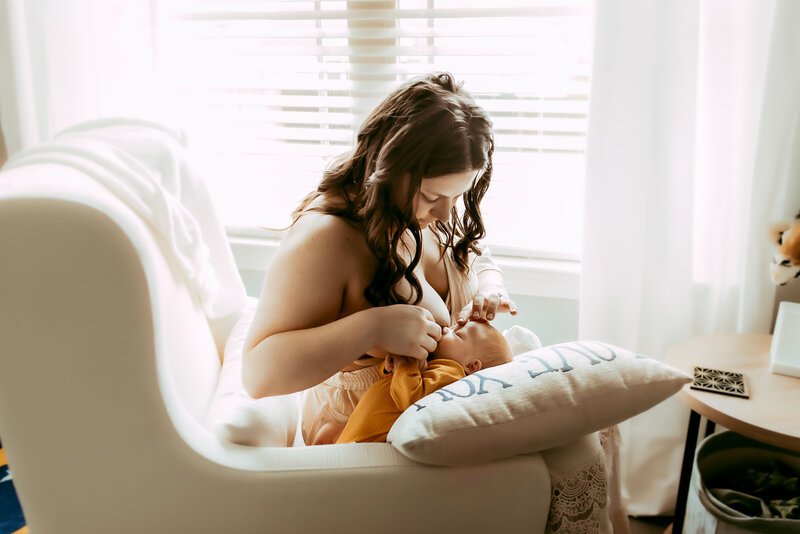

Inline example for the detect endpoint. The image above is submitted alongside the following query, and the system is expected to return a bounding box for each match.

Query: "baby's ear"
[465,360,482,374]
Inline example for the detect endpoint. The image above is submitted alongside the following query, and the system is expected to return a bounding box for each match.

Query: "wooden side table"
[664,333,800,534]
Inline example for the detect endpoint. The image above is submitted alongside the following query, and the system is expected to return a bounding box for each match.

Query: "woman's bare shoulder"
[280,211,371,264]
[288,210,362,242]
[250,211,373,341]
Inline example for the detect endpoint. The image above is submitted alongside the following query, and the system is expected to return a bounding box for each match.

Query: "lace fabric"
[546,449,613,533]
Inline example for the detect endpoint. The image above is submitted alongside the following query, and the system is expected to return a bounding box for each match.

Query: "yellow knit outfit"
[336,358,466,443]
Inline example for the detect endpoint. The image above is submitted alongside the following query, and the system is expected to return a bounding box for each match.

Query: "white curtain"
[0,0,159,157]
[581,0,800,516]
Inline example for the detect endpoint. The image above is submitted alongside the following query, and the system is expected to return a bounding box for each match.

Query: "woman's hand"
[372,304,442,366]
[456,286,517,325]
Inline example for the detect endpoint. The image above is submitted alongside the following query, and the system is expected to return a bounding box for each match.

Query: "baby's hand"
[385,354,427,373]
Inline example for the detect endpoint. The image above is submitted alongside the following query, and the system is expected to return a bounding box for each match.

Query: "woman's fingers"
[408,345,430,361]
[470,294,486,319]
[420,307,443,339]
[375,304,443,360]
[504,295,519,316]
[484,292,502,320]
[400,306,440,362]
[456,289,518,324]
[426,320,443,341]
[417,306,442,354]
[457,304,471,325]
[421,334,438,353]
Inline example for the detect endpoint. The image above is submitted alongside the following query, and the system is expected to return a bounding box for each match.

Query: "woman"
[242,72,517,445]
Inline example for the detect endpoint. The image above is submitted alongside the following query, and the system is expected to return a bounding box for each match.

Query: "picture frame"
[770,301,800,378]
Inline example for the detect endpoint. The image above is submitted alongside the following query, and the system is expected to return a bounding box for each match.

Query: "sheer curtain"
[580,0,800,516]
[0,0,159,157]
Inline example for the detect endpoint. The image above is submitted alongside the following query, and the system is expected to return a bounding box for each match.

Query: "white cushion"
[205,298,301,447]
[387,340,691,466]
[502,325,542,356]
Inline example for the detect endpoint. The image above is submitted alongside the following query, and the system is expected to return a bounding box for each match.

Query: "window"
[156,0,593,260]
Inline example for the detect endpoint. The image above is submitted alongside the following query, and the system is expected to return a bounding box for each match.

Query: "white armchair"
[0,162,557,533]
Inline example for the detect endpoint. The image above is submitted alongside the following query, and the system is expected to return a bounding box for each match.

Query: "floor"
[629,516,673,534]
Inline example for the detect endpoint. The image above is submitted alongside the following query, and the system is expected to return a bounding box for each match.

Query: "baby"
[335,319,512,444]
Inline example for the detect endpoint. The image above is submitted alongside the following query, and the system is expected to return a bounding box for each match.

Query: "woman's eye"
[423,195,437,203]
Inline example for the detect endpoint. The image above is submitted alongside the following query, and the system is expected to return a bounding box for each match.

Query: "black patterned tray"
[690,366,750,398]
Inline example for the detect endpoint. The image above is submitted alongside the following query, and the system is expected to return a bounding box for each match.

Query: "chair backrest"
[0,161,221,442]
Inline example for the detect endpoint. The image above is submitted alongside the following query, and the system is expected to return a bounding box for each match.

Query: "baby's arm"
[384,353,427,373]
[389,358,466,410]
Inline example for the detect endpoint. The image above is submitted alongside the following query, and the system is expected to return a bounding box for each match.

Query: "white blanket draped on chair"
[3,118,250,351]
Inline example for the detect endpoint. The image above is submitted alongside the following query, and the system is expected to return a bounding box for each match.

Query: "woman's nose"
[431,201,451,222]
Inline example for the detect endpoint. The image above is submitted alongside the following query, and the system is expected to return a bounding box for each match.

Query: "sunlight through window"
[156,0,593,259]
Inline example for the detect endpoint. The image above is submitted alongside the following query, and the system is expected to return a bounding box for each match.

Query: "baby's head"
[431,319,512,374]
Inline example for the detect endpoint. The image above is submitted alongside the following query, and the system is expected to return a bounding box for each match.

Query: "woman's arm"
[242,215,440,398]
[456,245,518,324]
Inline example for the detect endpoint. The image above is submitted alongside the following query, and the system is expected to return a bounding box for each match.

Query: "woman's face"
[413,169,478,229]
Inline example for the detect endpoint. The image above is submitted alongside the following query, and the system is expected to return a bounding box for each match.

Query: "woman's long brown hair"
[293,72,494,307]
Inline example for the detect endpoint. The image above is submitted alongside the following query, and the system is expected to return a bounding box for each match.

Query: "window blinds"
[157,0,592,258]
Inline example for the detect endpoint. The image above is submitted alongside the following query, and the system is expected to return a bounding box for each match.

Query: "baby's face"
[431,321,486,367]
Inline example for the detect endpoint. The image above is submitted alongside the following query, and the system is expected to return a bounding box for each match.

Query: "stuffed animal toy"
[769,211,800,285]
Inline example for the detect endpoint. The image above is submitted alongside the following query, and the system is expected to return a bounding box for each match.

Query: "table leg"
[704,420,716,438]
[672,409,701,534]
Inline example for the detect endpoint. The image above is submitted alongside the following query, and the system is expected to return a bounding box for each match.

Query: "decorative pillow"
[205,297,301,447]
[387,341,691,466]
